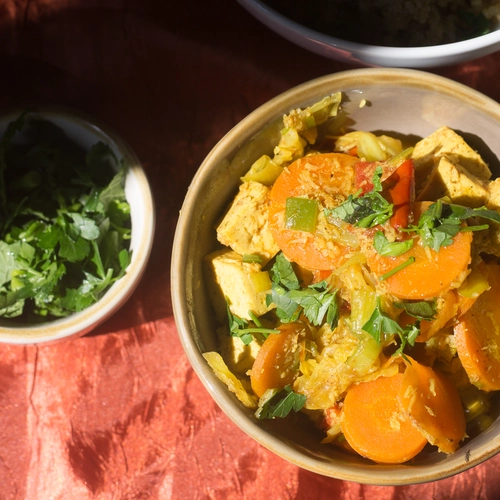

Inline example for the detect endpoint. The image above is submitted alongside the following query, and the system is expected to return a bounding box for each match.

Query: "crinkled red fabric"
[1,0,500,498]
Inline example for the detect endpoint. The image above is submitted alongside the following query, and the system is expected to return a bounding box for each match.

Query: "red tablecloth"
[1,1,500,497]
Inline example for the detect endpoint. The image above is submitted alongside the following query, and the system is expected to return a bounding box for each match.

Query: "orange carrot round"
[268,153,359,270]
[365,202,472,300]
[250,322,307,398]
[398,290,458,343]
[454,262,500,391]
[341,373,428,464]
[398,357,466,454]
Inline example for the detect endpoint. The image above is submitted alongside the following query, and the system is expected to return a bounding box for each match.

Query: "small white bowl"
[172,68,500,485]
[0,107,155,344]
[237,0,500,67]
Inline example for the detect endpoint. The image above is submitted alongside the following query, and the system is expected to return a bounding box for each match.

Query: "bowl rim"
[171,68,500,484]
[236,0,500,67]
[0,105,156,344]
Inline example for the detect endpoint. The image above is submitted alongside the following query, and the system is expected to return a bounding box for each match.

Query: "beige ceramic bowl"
[171,68,500,485]
[0,107,155,344]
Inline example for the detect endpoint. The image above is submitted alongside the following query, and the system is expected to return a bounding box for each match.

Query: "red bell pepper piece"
[355,161,378,194]
[386,159,415,229]
[355,159,415,229]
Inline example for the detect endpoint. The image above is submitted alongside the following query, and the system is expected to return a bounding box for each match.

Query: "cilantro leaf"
[269,252,300,290]
[408,200,500,252]
[394,300,437,320]
[373,230,414,257]
[288,283,339,329]
[225,300,279,345]
[255,385,307,420]
[327,166,393,228]
[267,253,339,328]
[362,297,419,356]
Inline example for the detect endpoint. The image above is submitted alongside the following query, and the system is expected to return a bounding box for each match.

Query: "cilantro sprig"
[407,199,500,251]
[226,302,279,345]
[362,297,424,357]
[373,230,414,257]
[255,385,307,420]
[326,166,393,228]
[266,253,339,328]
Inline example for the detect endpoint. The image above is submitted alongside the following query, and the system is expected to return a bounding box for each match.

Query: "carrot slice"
[268,153,359,270]
[454,262,500,391]
[398,357,466,454]
[365,202,472,300]
[341,373,428,464]
[250,322,307,398]
[398,290,458,343]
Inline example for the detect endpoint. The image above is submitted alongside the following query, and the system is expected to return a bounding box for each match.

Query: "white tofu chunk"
[217,181,280,263]
[417,156,489,207]
[204,249,274,322]
[412,126,492,192]
[217,326,263,375]
[487,178,500,211]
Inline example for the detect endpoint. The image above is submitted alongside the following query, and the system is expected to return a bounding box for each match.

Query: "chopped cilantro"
[226,301,279,345]
[379,256,415,281]
[326,166,393,228]
[394,300,437,320]
[255,385,307,420]
[0,113,132,321]
[267,253,339,328]
[242,254,263,264]
[373,230,414,257]
[406,200,500,252]
[362,297,420,357]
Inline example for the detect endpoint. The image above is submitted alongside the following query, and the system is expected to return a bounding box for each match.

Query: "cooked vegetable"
[268,153,359,270]
[386,159,414,229]
[365,202,472,300]
[203,351,257,408]
[255,385,306,419]
[285,197,319,232]
[250,322,307,397]
[341,373,428,464]
[204,94,500,464]
[398,357,466,453]
[0,113,131,321]
[455,262,500,391]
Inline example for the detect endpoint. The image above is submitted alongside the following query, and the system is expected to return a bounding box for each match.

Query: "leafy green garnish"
[242,254,263,264]
[226,301,279,345]
[255,385,307,420]
[267,253,339,328]
[373,230,414,257]
[362,297,420,357]
[394,300,437,321]
[0,114,132,321]
[407,200,500,252]
[327,166,393,228]
[379,256,415,281]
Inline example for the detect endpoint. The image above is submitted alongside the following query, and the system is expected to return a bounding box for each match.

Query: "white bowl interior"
[172,68,500,484]
[0,107,155,344]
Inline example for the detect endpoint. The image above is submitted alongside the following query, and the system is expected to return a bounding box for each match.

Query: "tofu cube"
[487,178,500,211]
[412,126,491,192]
[217,181,280,263]
[217,326,263,375]
[204,249,274,322]
[417,156,489,207]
